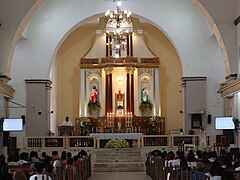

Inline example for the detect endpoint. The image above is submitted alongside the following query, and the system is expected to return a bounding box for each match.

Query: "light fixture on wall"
[118,75,123,82]
[105,0,133,58]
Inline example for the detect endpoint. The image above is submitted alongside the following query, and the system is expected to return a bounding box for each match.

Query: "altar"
[90,133,142,148]
[77,12,163,134]
[75,116,165,136]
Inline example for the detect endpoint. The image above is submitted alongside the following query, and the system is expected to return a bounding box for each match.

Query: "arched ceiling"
[0,0,238,77]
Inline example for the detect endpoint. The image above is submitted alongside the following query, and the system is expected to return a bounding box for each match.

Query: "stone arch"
[192,0,231,75]
[6,0,47,76]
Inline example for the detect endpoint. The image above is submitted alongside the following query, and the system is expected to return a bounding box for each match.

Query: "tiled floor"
[88,172,151,180]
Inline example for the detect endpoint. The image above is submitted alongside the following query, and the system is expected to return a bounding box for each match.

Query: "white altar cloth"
[89,133,142,139]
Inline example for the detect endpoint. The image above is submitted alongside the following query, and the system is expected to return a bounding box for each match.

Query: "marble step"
[92,162,146,172]
[92,157,145,163]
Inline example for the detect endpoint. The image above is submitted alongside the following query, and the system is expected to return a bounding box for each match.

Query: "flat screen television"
[3,118,23,131]
[215,117,235,130]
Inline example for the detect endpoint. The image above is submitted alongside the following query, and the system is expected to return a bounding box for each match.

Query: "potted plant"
[81,117,92,136]
[87,100,101,116]
[139,100,153,116]
[148,116,160,135]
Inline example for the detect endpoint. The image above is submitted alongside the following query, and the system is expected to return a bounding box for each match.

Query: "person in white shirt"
[29,162,52,180]
[61,116,73,126]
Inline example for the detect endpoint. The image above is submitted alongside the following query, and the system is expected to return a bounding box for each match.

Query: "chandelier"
[105,1,133,58]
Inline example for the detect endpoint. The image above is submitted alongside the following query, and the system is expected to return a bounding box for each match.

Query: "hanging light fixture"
[105,0,133,58]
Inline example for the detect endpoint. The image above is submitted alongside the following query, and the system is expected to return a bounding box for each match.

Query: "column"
[0,75,15,153]
[154,68,161,116]
[126,67,135,114]
[79,69,86,117]
[130,34,133,57]
[104,67,113,115]
[25,80,52,136]
[109,36,112,57]
[106,34,109,57]
[126,34,130,56]
[130,68,135,115]
[126,68,130,113]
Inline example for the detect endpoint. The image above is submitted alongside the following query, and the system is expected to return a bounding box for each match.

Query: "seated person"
[61,116,73,126]
[191,162,208,180]
[29,162,52,180]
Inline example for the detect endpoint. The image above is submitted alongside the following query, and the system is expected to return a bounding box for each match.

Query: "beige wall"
[56,24,183,134]
[56,26,96,125]
[142,25,183,133]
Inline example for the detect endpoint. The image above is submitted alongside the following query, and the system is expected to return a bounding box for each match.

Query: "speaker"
[207,114,212,124]
[21,115,25,125]
[3,131,9,146]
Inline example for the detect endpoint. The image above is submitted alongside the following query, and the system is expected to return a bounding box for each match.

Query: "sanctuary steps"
[91,148,146,172]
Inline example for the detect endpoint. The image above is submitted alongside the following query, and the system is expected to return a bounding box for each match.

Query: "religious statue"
[199,126,206,149]
[142,86,149,102]
[91,85,98,102]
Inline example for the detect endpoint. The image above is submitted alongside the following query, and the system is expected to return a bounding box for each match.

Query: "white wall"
[198,0,238,74]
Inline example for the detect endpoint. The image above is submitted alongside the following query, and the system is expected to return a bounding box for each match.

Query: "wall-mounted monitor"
[3,118,23,131]
[215,117,235,130]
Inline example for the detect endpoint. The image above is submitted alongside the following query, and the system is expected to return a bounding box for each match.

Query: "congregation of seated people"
[0,149,89,180]
[147,148,240,180]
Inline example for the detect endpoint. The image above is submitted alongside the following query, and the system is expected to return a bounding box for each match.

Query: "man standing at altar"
[91,85,98,102]
[61,116,73,126]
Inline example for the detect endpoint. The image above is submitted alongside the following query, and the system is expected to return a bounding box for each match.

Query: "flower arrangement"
[185,147,196,155]
[202,147,212,153]
[87,100,101,114]
[81,117,92,136]
[139,101,153,113]
[148,116,160,135]
[105,138,129,148]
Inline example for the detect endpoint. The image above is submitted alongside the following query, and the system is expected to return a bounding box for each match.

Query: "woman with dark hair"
[13,169,27,180]
[205,161,223,179]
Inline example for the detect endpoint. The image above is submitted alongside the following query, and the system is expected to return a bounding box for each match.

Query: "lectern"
[57,126,74,136]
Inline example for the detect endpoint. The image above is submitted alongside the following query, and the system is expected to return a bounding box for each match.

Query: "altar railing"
[24,135,210,149]
[24,136,97,149]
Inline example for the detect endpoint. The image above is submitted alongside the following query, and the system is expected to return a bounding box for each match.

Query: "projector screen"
[3,118,23,131]
[215,117,235,130]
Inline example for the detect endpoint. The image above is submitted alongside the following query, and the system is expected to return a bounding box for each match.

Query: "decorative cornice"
[80,58,99,64]
[79,57,160,69]
[140,57,160,64]
[101,57,138,64]
[219,78,240,97]
[86,69,102,77]
[0,75,11,82]
[181,77,207,82]
[181,77,207,87]
[138,68,153,76]
[104,67,114,75]
[0,76,15,99]
[25,79,52,89]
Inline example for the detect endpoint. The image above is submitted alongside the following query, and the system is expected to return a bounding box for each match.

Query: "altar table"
[89,133,142,148]
[89,133,142,139]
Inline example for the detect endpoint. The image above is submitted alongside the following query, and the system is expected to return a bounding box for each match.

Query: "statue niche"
[115,89,125,116]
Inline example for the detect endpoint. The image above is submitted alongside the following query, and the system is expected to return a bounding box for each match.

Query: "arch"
[8,0,226,78]
[192,0,231,75]
[6,0,47,76]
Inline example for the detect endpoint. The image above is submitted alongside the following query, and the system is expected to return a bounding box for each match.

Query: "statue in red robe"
[91,85,98,102]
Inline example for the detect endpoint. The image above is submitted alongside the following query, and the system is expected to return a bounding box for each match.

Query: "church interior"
[0,0,240,179]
